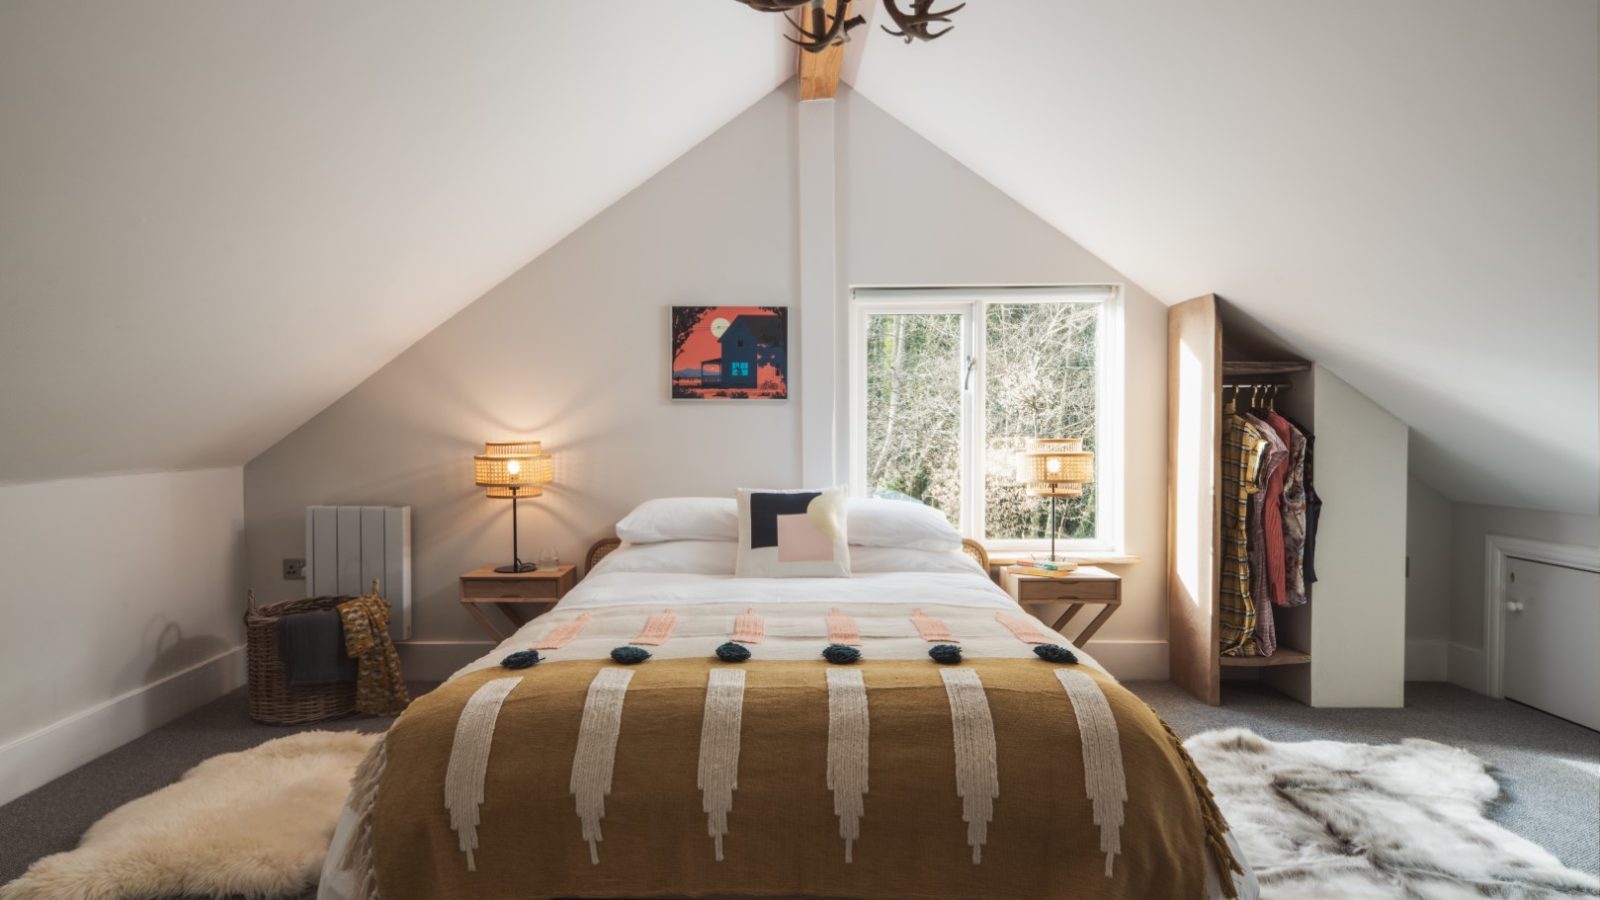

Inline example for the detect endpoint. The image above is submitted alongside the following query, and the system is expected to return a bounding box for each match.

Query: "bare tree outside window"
[985,302,1097,540]
[860,298,1101,543]
[864,312,963,522]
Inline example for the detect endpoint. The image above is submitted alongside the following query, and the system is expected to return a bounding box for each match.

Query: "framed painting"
[671,306,788,400]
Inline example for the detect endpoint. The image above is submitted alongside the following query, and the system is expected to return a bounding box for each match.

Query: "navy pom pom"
[610,646,652,665]
[822,644,861,664]
[500,649,541,669]
[716,642,752,663]
[1034,644,1078,664]
[928,644,963,665]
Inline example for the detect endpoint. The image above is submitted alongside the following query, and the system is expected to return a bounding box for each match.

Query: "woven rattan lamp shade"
[1014,437,1095,498]
[474,441,553,498]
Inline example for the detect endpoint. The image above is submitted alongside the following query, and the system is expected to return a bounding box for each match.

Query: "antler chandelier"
[733,0,965,53]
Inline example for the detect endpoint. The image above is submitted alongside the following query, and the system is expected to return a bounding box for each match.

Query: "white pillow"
[848,545,982,574]
[615,497,737,544]
[846,497,962,551]
[735,487,851,578]
[591,540,736,576]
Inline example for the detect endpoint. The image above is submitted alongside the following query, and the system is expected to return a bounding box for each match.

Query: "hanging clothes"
[1291,419,1321,587]
[1273,412,1310,606]
[1219,403,1267,657]
[1241,408,1292,602]
[1242,411,1286,654]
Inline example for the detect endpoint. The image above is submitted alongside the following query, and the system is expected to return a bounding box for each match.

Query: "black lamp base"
[495,562,537,573]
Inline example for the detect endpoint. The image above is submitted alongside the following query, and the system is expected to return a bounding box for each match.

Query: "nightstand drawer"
[460,566,577,602]
[1015,579,1120,603]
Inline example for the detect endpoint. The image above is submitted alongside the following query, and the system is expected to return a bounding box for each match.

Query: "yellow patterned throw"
[338,602,1241,900]
[336,590,409,716]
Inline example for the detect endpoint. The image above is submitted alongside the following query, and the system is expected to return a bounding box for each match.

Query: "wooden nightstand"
[460,565,577,641]
[1000,566,1122,647]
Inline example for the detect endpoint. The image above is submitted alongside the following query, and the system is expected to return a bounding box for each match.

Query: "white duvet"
[319,545,1257,900]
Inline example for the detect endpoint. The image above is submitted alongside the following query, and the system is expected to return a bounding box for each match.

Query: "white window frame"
[848,285,1125,555]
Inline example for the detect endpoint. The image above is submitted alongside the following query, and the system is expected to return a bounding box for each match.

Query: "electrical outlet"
[283,558,307,580]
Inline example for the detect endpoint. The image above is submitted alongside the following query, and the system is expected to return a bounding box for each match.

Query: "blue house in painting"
[700,314,786,389]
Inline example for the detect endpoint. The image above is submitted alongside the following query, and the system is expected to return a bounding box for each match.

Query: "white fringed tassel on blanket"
[444,677,523,871]
[569,668,634,864]
[940,668,998,864]
[696,669,746,861]
[826,668,869,863]
[340,736,388,900]
[1057,669,1127,877]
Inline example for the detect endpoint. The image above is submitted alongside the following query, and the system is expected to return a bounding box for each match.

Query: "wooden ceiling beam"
[797,1,852,101]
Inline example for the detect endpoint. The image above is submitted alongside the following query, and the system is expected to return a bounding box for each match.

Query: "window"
[849,286,1123,553]
[730,361,749,378]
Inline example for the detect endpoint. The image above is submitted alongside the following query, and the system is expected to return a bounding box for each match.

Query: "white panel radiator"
[305,505,412,641]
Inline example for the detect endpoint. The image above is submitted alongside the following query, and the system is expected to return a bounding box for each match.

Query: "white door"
[1503,557,1600,731]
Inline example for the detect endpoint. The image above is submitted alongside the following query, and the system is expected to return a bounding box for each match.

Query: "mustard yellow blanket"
[340,603,1239,900]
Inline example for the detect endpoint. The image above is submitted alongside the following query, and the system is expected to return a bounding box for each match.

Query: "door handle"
[1506,599,1526,613]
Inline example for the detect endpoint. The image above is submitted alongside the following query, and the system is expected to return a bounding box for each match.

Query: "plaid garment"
[1220,409,1267,656]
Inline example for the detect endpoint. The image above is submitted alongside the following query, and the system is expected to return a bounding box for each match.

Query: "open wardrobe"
[1166,294,1409,707]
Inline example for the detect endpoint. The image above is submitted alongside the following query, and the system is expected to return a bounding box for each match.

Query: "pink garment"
[1244,412,1288,609]
[1262,411,1298,607]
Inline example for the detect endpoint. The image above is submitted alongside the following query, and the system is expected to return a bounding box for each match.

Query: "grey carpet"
[0,684,435,900]
[1,681,1594,900]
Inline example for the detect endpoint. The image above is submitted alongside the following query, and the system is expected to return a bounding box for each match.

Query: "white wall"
[244,86,801,669]
[243,84,1178,681]
[837,88,1171,679]
[1298,366,1408,707]
[0,467,244,804]
[1446,501,1600,693]
[1405,473,1453,680]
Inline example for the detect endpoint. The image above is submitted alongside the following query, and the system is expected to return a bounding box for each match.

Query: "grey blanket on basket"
[279,608,358,686]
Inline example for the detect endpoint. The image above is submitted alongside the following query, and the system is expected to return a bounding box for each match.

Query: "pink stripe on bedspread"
[996,612,1054,645]
[826,608,862,646]
[536,613,591,650]
[631,609,678,646]
[731,608,765,644]
[911,609,954,642]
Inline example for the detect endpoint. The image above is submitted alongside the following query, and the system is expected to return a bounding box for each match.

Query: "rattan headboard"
[960,538,989,572]
[585,537,622,576]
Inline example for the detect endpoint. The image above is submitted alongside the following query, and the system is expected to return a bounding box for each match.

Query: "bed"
[319,507,1256,900]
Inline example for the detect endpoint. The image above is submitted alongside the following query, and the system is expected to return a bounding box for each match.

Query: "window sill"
[985,550,1142,567]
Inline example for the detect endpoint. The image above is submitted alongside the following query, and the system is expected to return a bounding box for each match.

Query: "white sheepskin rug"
[0,730,376,900]
[1186,728,1600,899]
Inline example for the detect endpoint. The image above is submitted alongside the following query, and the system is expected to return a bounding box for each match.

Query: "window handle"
[963,355,976,391]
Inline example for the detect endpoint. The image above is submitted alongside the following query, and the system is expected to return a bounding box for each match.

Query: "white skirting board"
[0,646,246,807]
[394,640,1171,685]
[1405,638,1449,682]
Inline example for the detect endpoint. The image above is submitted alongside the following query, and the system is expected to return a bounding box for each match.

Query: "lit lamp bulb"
[506,459,521,476]
[1046,457,1062,474]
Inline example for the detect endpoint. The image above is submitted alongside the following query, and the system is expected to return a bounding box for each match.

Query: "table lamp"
[474,440,554,573]
[1014,437,1095,563]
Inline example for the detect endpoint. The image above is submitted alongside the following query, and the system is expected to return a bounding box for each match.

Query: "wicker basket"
[244,590,359,725]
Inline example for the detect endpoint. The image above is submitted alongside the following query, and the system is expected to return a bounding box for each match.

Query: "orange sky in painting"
[675,307,778,370]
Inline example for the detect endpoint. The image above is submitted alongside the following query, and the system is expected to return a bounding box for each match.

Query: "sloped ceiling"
[4,2,1594,517]
[848,0,1599,515]
[0,1,787,483]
